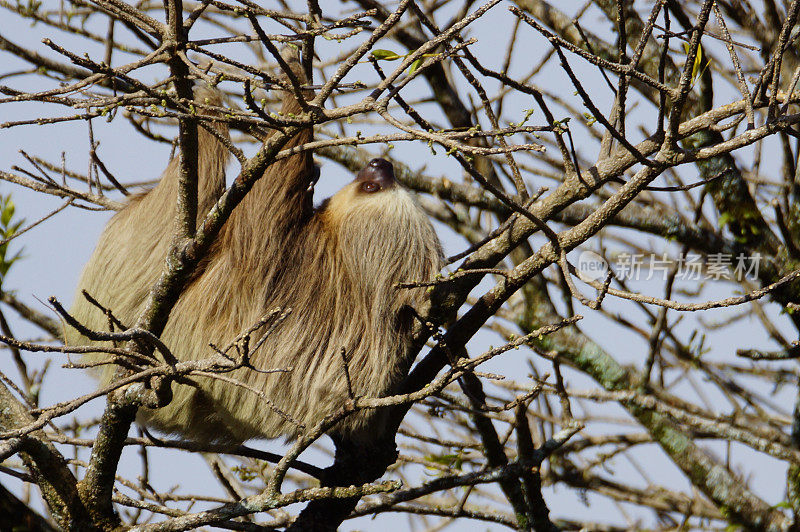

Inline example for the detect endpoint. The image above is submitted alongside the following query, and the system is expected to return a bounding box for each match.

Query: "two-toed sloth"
[67,64,443,444]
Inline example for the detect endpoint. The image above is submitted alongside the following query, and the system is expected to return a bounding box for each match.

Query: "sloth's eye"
[360,181,380,193]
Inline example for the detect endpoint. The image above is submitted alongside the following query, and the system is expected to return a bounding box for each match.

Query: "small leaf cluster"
[371,49,431,76]
[0,194,24,289]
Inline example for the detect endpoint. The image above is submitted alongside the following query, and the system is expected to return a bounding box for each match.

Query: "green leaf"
[0,194,24,289]
[231,465,257,482]
[683,42,706,84]
[371,49,403,61]
[692,43,704,82]
[8,219,23,235]
[718,212,734,228]
[408,58,423,76]
[426,453,458,466]
[1,198,14,227]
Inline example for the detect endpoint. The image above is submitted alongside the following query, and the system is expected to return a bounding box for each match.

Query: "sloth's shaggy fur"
[68,77,443,444]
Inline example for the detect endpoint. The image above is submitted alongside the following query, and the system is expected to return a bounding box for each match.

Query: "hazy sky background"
[0,1,795,529]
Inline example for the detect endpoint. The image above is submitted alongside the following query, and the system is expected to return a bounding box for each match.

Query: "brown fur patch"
[68,83,443,444]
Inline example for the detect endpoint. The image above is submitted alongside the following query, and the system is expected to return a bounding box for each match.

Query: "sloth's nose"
[368,158,393,174]
[356,158,396,188]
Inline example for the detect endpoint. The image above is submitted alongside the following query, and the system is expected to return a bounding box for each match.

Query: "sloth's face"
[353,158,398,195]
[321,157,429,239]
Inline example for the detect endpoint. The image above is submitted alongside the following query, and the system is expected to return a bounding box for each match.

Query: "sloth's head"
[322,158,426,228]
[327,158,401,207]
[353,157,398,194]
[321,157,442,291]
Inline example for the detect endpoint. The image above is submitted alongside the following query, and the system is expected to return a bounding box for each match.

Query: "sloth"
[67,62,444,444]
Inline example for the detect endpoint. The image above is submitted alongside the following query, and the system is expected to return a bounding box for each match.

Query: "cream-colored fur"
[67,85,443,444]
